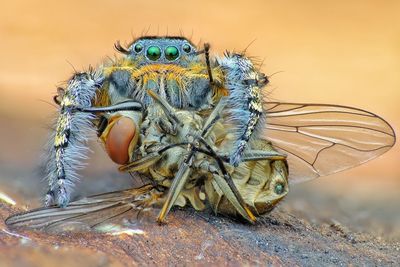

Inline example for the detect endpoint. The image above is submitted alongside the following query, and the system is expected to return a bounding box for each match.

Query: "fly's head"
[115,36,200,67]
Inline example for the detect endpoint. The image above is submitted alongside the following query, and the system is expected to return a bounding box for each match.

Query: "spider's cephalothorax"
[45,36,269,209]
[108,36,220,109]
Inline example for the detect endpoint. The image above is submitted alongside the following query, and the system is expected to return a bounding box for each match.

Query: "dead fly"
[5,36,396,231]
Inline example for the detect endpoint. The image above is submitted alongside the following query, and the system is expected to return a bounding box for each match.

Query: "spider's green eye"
[146,46,161,60]
[165,46,179,61]
[134,43,143,53]
[182,44,191,53]
[274,183,285,195]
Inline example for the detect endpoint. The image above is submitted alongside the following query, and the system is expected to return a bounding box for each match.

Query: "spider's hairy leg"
[217,53,268,167]
[45,69,104,208]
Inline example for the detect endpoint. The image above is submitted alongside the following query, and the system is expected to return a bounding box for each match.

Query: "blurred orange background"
[0,0,399,234]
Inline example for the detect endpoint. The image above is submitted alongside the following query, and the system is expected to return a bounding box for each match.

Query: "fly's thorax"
[205,139,289,217]
[137,108,204,178]
[175,110,204,137]
[137,108,209,212]
[150,146,183,183]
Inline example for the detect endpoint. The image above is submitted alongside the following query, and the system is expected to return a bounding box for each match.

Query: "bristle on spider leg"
[45,69,104,207]
[217,53,265,167]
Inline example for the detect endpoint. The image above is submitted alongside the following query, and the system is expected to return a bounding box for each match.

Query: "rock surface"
[1,198,399,266]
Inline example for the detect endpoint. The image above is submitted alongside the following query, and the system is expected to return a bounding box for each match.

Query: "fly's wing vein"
[263,102,396,184]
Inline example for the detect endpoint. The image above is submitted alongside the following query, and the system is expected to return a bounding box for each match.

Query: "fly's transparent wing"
[264,102,396,184]
[5,185,159,232]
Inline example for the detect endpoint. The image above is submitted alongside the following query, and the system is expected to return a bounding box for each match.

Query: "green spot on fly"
[274,183,284,195]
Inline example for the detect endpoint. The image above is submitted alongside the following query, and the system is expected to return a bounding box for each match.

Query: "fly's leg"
[120,137,257,223]
[157,103,255,222]
[122,91,256,223]
[146,90,182,128]
[193,152,257,222]
[240,150,286,161]
[119,142,190,172]
[217,53,268,166]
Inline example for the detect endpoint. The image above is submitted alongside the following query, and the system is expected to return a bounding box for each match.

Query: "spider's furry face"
[125,36,199,67]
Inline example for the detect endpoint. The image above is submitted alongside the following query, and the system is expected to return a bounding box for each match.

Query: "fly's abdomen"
[205,139,289,217]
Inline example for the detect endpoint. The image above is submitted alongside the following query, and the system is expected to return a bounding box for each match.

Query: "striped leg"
[45,70,104,207]
[217,53,268,166]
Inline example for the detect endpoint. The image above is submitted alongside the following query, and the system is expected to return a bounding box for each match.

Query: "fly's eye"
[165,46,179,61]
[146,46,161,60]
[274,183,285,195]
[182,44,191,53]
[134,44,143,53]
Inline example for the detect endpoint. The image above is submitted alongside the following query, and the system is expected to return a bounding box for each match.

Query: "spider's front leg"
[217,53,268,167]
[45,68,142,208]
[45,69,105,207]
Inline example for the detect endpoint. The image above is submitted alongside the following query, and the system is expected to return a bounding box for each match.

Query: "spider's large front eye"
[134,43,143,53]
[165,46,179,61]
[146,46,161,60]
